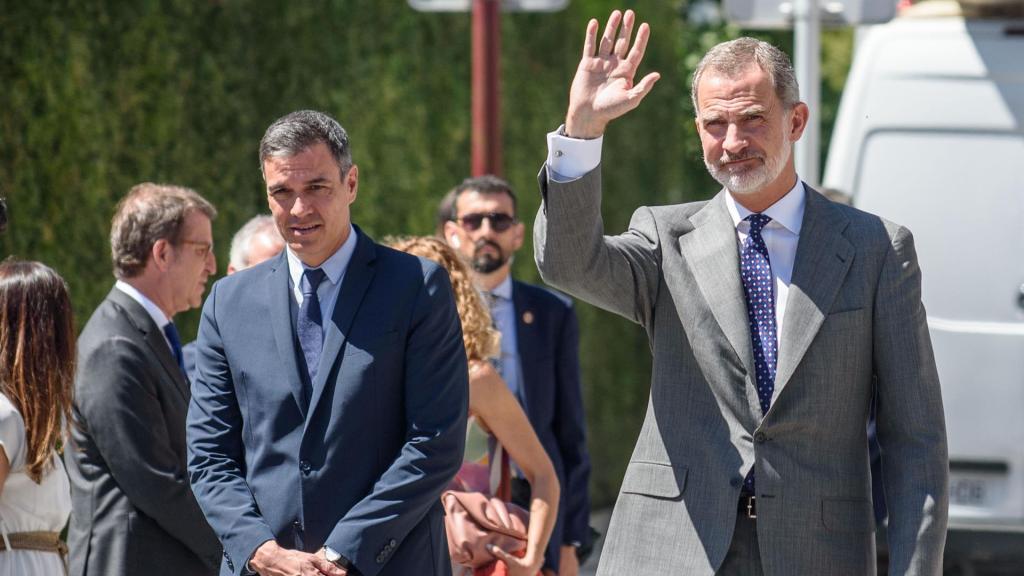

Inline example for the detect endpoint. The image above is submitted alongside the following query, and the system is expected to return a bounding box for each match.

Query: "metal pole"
[471,0,502,176]
[793,0,820,186]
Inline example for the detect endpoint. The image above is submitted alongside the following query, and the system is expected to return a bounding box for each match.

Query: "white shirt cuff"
[546,125,603,182]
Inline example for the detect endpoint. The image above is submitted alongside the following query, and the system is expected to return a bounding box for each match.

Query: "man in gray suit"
[66,183,221,576]
[535,10,948,576]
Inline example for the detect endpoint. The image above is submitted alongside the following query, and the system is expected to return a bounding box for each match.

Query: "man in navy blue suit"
[443,175,591,576]
[187,110,468,576]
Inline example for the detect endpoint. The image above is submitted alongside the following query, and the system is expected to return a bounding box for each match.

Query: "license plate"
[949,476,988,507]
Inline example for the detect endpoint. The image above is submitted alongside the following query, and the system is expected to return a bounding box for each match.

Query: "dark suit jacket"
[65,287,220,576]
[187,229,468,576]
[511,280,590,568]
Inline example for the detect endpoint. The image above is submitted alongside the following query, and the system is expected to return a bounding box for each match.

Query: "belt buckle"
[742,495,757,519]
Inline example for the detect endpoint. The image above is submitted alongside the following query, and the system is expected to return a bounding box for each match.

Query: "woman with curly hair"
[0,260,75,575]
[387,236,560,576]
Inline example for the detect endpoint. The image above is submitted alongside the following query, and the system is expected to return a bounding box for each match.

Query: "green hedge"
[0,0,850,507]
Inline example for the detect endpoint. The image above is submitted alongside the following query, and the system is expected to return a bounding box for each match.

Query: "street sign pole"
[410,0,568,177]
[472,0,502,176]
[793,0,821,186]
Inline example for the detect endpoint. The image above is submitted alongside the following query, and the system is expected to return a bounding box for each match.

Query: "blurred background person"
[0,259,75,575]
[65,183,220,576]
[182,214,284,381]
[436,189,456,238]
[443,176,591,575]
[388,236,560,576]
[226,213,285,275]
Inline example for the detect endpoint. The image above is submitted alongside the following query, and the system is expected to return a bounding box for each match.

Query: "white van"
[823,0,1024,571]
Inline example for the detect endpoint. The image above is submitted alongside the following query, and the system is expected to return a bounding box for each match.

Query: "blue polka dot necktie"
[297,268,327,384]
[740,213,778,494]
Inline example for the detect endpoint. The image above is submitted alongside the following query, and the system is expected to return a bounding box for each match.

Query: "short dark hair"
[259,110,353,179]
[109,183,217,279]
[448,175,518,220]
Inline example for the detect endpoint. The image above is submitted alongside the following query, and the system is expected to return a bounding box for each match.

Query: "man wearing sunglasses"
[444,175,592,576]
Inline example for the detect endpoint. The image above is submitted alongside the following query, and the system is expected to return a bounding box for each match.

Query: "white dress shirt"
[115,280,174,351]
[285,224,358,323]
[544,126,807,341]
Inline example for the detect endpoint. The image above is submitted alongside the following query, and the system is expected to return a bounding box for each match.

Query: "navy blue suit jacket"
[187,230,468,576]
[512,280,591,568]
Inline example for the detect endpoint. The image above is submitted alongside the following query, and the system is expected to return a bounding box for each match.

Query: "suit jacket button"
[300,460,312,474]
[754,431,767,444]
[388,538,397,548]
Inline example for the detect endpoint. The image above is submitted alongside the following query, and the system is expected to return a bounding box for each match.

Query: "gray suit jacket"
[65,287,220,576]
[534,167,948,576]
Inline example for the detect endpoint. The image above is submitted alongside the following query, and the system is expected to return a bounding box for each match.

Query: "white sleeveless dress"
[0,393,71,576]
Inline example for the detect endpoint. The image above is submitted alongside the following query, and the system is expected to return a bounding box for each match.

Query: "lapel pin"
[522,311,534,325]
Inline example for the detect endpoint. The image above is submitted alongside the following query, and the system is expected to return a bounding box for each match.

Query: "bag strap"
[494,443,512,502]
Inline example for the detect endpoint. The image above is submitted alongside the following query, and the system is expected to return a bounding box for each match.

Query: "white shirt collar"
[725,178,806,235]
[115,280,170,329]
[490,274,513,300]
[285,224,358,289]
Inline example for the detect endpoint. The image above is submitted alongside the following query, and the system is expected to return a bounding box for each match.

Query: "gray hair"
[259,110,353,179]
[229,214,281,271]
[110,183,217,279]
[691,37,800,113]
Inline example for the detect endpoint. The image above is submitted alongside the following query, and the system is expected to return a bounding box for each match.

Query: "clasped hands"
[248,540,347,576]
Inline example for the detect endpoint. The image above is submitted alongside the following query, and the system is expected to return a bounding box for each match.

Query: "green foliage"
[0,0,851,507]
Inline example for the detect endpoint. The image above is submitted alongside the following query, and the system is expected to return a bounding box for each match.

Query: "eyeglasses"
[180,240,214,259]
[454,212,517,233]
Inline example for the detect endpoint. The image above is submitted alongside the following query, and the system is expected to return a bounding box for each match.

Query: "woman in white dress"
[0,260,75,575]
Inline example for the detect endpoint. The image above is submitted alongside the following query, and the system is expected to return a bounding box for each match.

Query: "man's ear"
[788,102,809,142]
[151,238,173,272]
[511,221,525,251]
[345,165,359,204]
[443,221,461,247]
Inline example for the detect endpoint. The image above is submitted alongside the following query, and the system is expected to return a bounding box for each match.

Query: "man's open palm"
[566,9,660,139]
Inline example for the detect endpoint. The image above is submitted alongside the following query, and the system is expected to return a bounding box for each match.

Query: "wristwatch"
[323,546,355,570]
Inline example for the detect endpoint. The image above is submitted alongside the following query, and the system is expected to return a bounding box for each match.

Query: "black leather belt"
[738,494,757,519]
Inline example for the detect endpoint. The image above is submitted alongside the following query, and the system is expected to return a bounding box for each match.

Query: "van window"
[854,130,1024,324]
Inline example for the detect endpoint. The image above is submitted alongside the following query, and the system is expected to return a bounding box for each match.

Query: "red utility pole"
[471,0,502,176]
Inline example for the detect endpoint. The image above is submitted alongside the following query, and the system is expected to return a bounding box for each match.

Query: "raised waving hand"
[565,9,661,139]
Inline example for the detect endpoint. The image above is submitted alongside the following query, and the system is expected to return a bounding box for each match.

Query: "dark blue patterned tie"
[297,268,327,383]
[740,214,778,494]
[162,322,186,377]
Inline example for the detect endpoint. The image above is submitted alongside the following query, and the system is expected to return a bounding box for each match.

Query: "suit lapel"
[772,188,855,404]
[107,288,190,402]
[267,252,308,418]
[305,230,377,429]
[677,193,757,381]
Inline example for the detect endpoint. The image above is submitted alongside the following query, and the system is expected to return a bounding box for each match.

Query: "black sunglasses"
[455,212,517,232]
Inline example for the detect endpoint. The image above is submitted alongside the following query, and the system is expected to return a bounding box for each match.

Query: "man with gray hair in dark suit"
[66,183,221,576]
